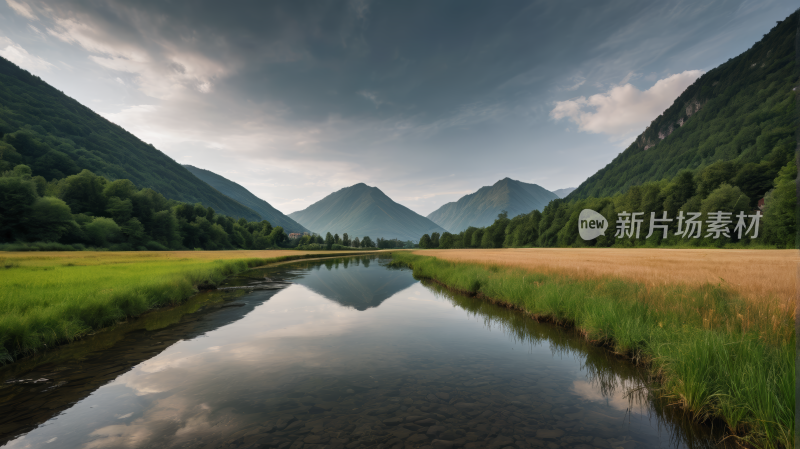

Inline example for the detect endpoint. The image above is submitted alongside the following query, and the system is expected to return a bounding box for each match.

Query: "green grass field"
[0,250,372,365]
[389,252,794,449]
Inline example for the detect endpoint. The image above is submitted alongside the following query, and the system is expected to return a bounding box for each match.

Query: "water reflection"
[266,257,417,311]
[1,256,729,449]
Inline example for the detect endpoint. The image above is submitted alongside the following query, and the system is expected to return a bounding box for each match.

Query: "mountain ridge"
[288,183,445,240]
[553,187,576,198]
[567,12,797,200]
[427,178,559,233]
[182,165,308,233]
[0,56,260,221]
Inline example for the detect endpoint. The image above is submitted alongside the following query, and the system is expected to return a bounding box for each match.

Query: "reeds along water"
[391,252,794,448]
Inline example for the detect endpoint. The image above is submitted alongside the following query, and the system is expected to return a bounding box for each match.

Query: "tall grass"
[390,252,794,449]
[416,248,797,316]
[0,250,368,364]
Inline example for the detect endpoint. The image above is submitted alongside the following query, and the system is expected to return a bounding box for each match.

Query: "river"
[0,255,728,449]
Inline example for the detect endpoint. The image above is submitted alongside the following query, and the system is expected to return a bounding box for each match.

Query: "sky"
[0,0,796,216]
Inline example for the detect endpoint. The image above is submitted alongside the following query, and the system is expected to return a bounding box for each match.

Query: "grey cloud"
[3,0,797,214]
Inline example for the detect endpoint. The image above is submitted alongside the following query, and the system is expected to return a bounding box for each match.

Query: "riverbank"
[0,250,380,365]
[389,251,794,448]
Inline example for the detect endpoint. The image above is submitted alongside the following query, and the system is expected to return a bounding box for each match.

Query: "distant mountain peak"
[289,183,444,241]
[427,178,559,233]
[553,187,577,198]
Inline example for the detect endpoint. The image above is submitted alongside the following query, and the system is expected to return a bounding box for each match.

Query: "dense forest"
[0,162,400,251]
[0,57,261,220]
[569,12,797,200]
[0,164,280,251]
[418,13,798,251]
[418,155,796,249]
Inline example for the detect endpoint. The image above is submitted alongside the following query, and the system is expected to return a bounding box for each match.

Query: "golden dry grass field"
[414,248,798,315]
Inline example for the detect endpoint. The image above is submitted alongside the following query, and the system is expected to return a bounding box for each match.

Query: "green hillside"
[427,178,558,233]
[0,57,260,221]
[183,165,308,233]
[288,183,446,241]
[422,11,796,250]
[569,11,797,204]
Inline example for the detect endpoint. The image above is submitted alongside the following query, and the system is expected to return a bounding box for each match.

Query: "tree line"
[0,164,294,251]
[0,162,416,251]
[292,232,413,250]
[419,157,796,249]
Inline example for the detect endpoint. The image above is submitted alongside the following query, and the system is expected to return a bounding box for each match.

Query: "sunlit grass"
[391,252,794,449]
[0,250,376,364]
[415,248,797,320]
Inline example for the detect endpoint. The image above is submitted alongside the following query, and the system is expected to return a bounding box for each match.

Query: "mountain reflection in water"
[272,257,416,311]
[0,256,729,449]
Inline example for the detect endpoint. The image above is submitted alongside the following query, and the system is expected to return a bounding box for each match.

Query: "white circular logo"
[578,209,608,240]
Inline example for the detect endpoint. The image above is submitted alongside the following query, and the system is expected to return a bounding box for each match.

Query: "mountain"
[182,165,308,233]
[553,187,576,198]
[288,183,445,241]
[427,178,559,233]
[568,12,797,201]
[0,56,260,221]
[292,258,415,311]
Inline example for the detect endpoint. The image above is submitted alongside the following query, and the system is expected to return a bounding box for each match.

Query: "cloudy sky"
[0,0,796,215]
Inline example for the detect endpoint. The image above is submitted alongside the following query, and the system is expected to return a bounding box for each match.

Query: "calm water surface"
[1,256,727,449]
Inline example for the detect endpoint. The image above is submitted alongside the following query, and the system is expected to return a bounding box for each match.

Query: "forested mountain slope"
[0,57,260,221]
[289,183,445,241]
[183,165,308,233]
[427,178,558,233]
[421,11,797,250]
[568,11,797,202]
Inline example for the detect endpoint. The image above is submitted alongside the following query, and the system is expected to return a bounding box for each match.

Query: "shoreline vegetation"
[388,251,794,448]
[0,250,381,365]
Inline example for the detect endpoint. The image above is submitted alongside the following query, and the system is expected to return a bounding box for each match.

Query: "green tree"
[342,233,350,246]
[0,171,37,241]
[32,149,80,181]
[700,184,750,216]
[103,179,137,200]
[58,169,107,216]
[439,232,454,249]
[662,170,696,218]
[83,217,122,247]
[105,197,133,224]
[269,226,287,247]
[419,234,432,249]
[27,196,75,241]
[762,161,797,248]
[696,160,737,198]
[121,218,146,246]
[471,229,483,247]
[463,227,478,248]
[150,210,181,248]
[430,232,440,248]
